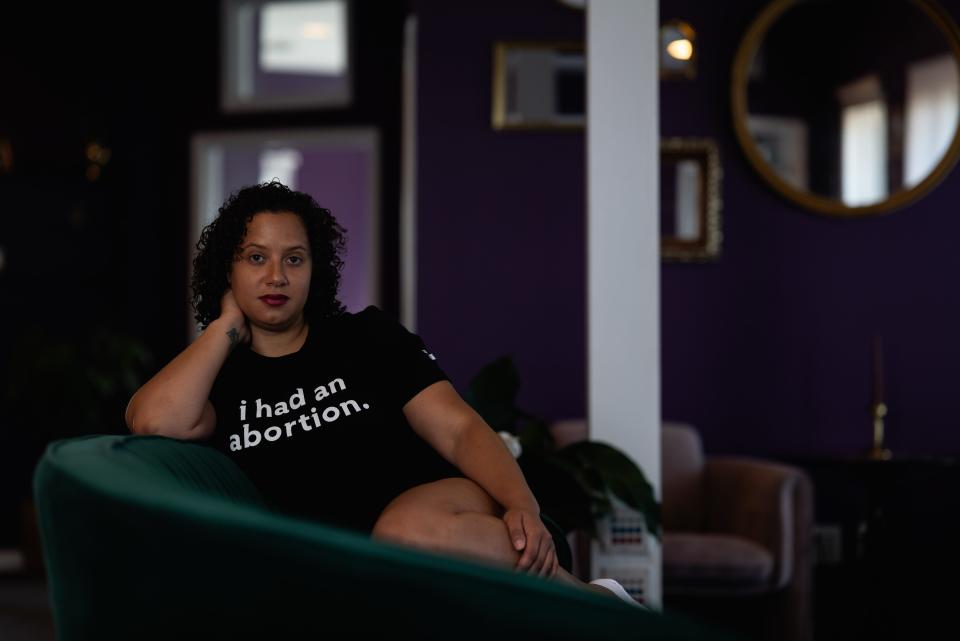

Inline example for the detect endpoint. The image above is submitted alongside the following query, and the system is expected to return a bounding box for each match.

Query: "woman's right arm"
[125,292,249,440]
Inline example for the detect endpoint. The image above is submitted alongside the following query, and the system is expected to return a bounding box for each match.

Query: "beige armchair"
[661,422,814,641]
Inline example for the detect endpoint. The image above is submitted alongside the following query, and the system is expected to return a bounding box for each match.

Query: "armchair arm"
[703,457,814,590]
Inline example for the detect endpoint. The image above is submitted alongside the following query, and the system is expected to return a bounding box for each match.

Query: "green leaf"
[556,440,662,539]
[591,491,613,516]
[517,452,593,533]
[516,417,554,454]
[461,356,662,543]
[607,474,662,540]
[463,356,519,432]
[5,327,155,437]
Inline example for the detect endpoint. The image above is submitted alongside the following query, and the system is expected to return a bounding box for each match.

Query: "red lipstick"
[260,295,289,306]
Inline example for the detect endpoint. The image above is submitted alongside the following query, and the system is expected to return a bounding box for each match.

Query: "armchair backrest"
[550,419,709,532]
[661,422,706,532]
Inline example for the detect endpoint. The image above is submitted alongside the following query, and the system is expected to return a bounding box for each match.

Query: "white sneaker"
[588,578,646,609]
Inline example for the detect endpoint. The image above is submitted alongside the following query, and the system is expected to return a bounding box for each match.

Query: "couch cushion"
[663,532,774,594]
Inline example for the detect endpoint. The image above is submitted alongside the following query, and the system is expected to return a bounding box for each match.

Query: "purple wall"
[415,0,960,459]
[659,0,960,459]
[217,145,377,313]
[297,148,377,313]
[415,0,587,423]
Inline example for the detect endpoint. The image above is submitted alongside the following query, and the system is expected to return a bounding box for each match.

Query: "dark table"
[777,455,960,641]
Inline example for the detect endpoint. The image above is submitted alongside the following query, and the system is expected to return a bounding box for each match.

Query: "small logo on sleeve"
[422,349,437,361]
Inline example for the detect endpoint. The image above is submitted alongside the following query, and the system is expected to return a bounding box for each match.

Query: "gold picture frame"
[660,138,722,262]
[491,41,585,130]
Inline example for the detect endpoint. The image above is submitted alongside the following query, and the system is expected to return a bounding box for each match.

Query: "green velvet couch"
[32,434,732,640]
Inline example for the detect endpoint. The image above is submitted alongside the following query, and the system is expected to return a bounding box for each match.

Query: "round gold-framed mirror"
[731,0,960,216]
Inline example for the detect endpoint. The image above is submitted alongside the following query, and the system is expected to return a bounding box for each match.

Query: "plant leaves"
[463,355,519,432]
[462,355,662,542]
[517,451,593,533]
[4,327,154,439]
[557,440,662,539]
[516,417,554,454]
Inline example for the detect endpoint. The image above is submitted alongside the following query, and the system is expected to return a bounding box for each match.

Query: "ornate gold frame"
[730,0,960,217]
[491,41,585,131]
[661,138,723,262]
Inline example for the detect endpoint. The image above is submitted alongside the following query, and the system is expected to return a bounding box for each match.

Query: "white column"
[587,0,661,606]
[400,15,418,330]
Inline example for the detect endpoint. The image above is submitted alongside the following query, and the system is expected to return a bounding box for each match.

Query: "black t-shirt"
[205,305,463,534]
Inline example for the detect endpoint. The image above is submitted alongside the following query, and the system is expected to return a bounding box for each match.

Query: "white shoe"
[588,578,646,609]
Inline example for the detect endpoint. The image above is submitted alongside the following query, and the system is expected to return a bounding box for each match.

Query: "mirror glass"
[661,158,703,241]
[732,0,960,215]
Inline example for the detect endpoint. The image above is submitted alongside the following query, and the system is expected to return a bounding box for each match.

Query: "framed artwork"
[660,138,722,262]
[221,0,352,112]
[491,41,585,130]
[189,128,379,335]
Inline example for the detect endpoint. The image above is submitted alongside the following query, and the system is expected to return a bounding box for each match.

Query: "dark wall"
[415,0,960,460]
[3,0,960,548]
[659,0,960,458]
[0,0,411,545]
[415,0,587,423]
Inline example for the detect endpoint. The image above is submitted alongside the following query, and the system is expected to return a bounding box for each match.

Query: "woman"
[125,180,639,607]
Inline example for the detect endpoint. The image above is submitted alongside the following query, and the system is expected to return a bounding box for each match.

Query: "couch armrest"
[35,435,728,640]
[703,458,813,590]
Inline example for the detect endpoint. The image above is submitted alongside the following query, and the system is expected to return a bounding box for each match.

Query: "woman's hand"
[503,508,558,579]
[219,289,251,347]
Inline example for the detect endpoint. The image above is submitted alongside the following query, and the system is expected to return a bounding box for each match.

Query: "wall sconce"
[660,19,697,79]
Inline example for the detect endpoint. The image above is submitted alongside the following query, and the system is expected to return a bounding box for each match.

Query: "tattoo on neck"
[226,327,241,349]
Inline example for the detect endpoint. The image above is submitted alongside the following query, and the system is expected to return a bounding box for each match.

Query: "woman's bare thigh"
[377,477,504,521]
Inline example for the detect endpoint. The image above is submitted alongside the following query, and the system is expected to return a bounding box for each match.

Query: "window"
[839,75,887,206]
[190,129,379,335]
[222,0,351,112]
[904,54,960,188]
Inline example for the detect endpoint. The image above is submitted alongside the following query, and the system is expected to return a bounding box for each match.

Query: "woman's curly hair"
[191,180,348,330]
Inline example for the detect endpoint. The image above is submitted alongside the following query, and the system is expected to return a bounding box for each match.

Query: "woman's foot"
[587,578,646,609]
[550,566,645,608]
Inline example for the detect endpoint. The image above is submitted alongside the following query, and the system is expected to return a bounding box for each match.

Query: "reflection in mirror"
[732,0,960,215]
[492,42,585,129]
[661,139,722,262]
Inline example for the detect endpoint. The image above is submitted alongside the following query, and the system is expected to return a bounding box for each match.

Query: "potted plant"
[3,326,153,576]
[464,356,661,544]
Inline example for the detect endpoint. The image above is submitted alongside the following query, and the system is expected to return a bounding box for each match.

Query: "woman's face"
[228,211,312,331]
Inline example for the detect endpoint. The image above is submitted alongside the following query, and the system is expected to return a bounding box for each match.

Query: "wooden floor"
[0,549,55,640]
[0,575,55,641]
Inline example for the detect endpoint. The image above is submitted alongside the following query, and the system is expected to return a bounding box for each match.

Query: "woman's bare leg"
[371,478,621,599]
